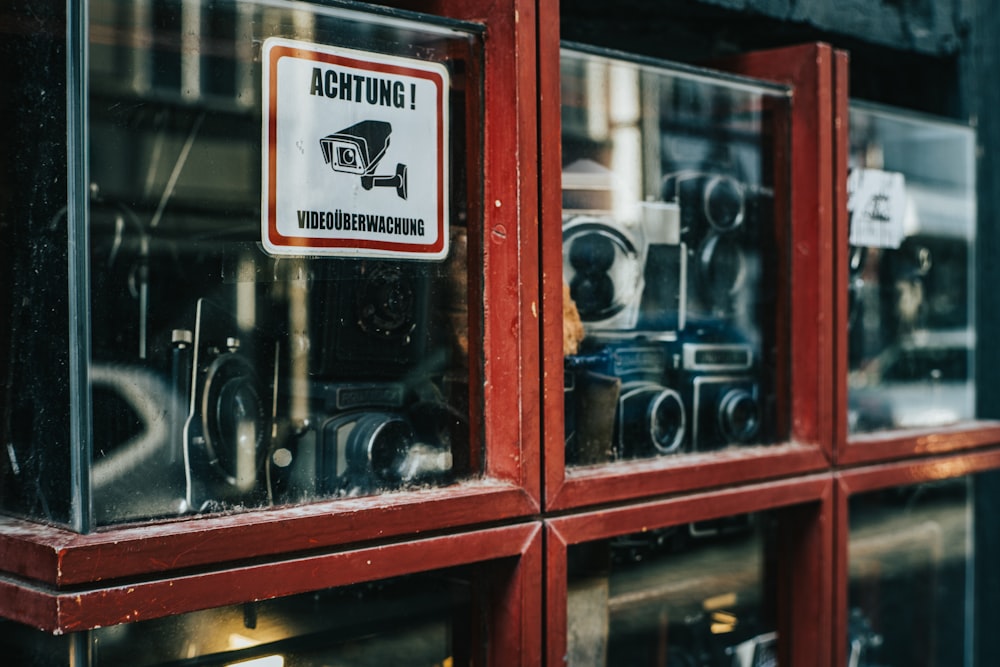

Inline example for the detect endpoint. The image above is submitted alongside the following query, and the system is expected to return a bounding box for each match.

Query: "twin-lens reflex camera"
[562,160,769,464]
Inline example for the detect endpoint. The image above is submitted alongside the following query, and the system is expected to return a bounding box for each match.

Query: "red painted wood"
[833,49,851,463]
[549,443,827,511]
[548,474,829,544]
[544,522,570,667]
[14,522,539,634]
[543,43,839,511]
[840,421,1000,466]
[831,447,1000,667]
[832,476,851,667]
[775,481,835,667]
[0,483,535,588]
[837,446,1000,495]
[545,475,832,665]
[487,522,543,667]
[539,0,567,514]
[724,43,837,462]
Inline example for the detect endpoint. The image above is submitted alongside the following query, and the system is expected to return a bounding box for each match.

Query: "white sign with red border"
[262,37,449,259]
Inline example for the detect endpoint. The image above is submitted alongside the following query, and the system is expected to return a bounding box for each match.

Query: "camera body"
[265,257,460,498]
[307,258,431,379]
[661,170,770,323]
[674,326,760,452]
[566,322,760,461]
[281,381,457,497]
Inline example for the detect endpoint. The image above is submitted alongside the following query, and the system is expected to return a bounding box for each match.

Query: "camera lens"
[619,382,685,457]
[568,233,617,317]
[337,145,358,167]
[570,273,616,318]
[718,388,760,443]
[569,233,616,273]
[562,223,641,323]
[345,413,414,485]
[703,176,744,232]
[648,389,686,454]
[201,353,265,490]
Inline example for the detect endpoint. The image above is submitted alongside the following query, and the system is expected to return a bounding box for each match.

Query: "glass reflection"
[86,0,481,524]
[567,513,775,666]
[0,570,476,666]
[560,47,788,468]
[847,105,976,434]
[847,477,972,666]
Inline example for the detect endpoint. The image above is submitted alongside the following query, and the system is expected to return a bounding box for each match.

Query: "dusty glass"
[847,105,976,434]
[560,47,789,467]
[0,0,484,530]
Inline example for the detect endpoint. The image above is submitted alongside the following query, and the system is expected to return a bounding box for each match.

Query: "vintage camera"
[320,120,408,199]
[672,324,761,452]
[179,299,275,512]
[566,341,687,461]
[562,202,687,336]
[258,251,463,500]
[661,171,770,321]
[280,381,459,497]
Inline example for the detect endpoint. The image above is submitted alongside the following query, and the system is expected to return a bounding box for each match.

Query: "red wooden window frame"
[545,476,834,667]
[834,94,1000,465]
[540,23,842,510]
[832,448,1000,667]
[1,521,542,665]
[0,0,541,595]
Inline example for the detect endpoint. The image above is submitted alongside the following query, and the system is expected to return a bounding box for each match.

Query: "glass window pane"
[0,569,480,666]
[847,105,976,434]
[567,513,776,666]
[0,0,73,526]
[87,0,483,524]
[560,47,789,467]
[847,477,973,666]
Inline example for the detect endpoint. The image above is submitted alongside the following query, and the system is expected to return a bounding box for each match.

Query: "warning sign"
[262,37,449,259]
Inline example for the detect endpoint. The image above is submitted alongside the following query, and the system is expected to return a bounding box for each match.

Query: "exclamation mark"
[410,83,416,110]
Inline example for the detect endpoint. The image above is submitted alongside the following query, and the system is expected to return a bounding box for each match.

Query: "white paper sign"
[847,168,907,249]
[262,37,449,259]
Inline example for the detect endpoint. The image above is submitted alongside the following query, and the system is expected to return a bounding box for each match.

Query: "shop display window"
[1,0,489,529]
[846,105,976,435]
[559,46,789,468]
[5,0,1000,663]
[546,478,831,667]
[1,567,484,666]
[566,513,775,666]
[842,472,981,667]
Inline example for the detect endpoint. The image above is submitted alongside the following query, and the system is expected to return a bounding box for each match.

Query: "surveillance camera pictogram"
[320,120,408,199]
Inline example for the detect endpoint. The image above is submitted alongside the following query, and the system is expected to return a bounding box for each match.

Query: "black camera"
[307,259,431,379]
[672,325,761,452]
[260,256,462,498]
[661,171,770,322]
[179,299,274,512]
[566,342,686,462]
[565,322,760,462]
[279,381,460,497]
